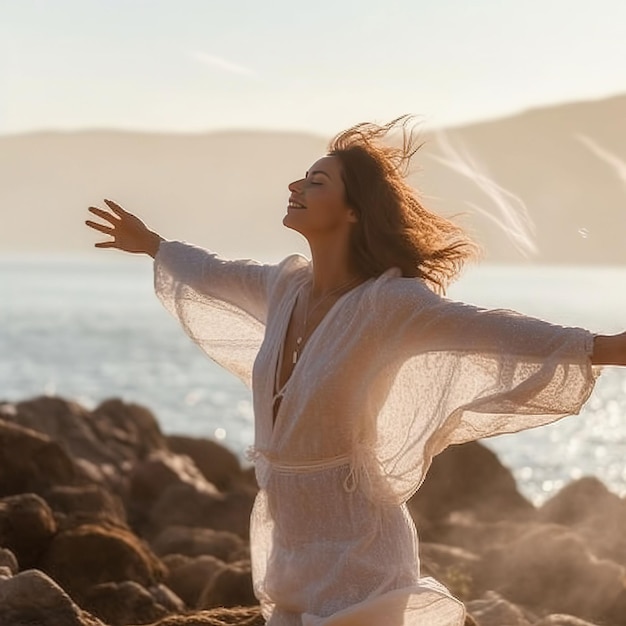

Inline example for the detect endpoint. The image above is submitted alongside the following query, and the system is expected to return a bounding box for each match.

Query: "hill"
[2,93,625,263]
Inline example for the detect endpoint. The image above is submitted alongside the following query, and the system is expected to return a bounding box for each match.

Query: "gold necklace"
[292,276,362,365]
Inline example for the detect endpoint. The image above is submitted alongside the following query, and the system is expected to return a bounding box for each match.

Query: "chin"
[283,214,306,238]
[282,213,303,233]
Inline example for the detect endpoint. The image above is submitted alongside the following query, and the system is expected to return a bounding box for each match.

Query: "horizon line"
[1,91,624,140]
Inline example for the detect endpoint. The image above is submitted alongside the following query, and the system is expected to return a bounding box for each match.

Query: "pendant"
[293,336,303,365]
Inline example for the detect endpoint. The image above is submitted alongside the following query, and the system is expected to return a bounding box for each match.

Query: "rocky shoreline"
[1,395,624,626]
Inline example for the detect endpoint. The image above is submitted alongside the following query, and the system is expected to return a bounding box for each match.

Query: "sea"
[2,253,626,506]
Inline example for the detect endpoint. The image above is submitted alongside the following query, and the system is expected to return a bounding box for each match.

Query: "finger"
[104,199,129,217]
[88,206,120,223]
[85,220,114,235]
[94,241,117,248]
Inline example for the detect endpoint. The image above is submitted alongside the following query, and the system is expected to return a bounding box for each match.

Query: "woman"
[86,118,624,626]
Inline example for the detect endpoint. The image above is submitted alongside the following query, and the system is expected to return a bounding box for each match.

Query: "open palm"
[85,199,161,255]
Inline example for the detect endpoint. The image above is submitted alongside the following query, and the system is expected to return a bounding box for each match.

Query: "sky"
[1,0,625,137]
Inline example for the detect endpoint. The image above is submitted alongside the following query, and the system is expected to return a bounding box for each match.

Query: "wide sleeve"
[153,240,284,387]
[363,274,601,503]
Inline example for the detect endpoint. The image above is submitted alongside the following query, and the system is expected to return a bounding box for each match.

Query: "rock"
[419,542,478,600]
[0,568,106,626]
[149,483,255,539]
[144,606,264,625]
[150,583,187,613]
[475,524,626,623]
[539,477,626,563]
[539,477,621,526]
[228,542,251,563]
[129,450,219,510]
[80,580,183,626]
[162,553,192,571]
[409,441,534,524]
[11,396,120,466]
[0,493,57,569]
[92,398,167,462]
[197,560,256,610]
[466,590,534,626]
[152,525,245,561]
[426,511,532,554]
[240,466,259,490]
[166,434,243,491]
[39,522,166,602]
[165,555,226,608]
[0,548,19,575]
[45,483,127,526]
[0,418,77,497]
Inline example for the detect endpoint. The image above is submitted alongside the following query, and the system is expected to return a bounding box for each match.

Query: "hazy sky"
[2,0,625,136]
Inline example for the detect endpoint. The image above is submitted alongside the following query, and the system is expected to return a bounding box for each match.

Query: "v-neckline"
[271,280,307,424]
[270,275,369,430]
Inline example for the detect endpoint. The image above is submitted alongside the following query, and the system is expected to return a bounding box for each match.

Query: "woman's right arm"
[85,198,282,324]
[86,199,164,257]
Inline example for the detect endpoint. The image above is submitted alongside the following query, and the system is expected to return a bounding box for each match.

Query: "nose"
[288,178,303,193]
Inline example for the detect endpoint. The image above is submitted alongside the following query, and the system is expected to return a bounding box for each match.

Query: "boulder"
[45,483,127,526]
[164,555,226,608]
[91,398,167,462]
[0,548,19,575]
[0,493,57,569]
[152,525,245,561]
[129,450,219,509]
[162,553,192,572]
[539,477,622,527]
[166,434,243,491]
[80,580,184,626]
[0,568,106,626]
[39,522,166,601]
[409,441,534,524]
[419,542,478,600]
[465,590,534,626]
[539,477,626,563]
[197,560,257,610]
[149,483,255,538]
[475,524,626,623]
[0,418,77,497]
[11,396,118,466]
[425,511,533,554]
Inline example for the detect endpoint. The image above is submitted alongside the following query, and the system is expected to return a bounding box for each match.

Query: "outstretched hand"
[85,199,163,257]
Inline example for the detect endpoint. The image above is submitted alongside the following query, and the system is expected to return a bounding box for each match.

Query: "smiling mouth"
[288,200,306,209]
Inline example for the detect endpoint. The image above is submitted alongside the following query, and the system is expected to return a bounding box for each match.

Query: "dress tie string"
[247,445,373,494]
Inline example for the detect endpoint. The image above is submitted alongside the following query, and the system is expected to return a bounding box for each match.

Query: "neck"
[307,234,360,298]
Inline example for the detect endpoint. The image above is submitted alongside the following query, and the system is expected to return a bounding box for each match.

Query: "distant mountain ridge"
[2,93,625,264]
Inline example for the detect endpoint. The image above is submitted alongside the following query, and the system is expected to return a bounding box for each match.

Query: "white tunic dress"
[154,240,599,626]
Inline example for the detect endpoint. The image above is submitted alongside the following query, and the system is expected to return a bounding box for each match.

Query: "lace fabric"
[155,240,600,625]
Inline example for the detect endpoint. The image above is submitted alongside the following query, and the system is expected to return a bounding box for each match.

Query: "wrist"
[592,333,626,365]
[145,231,164,258]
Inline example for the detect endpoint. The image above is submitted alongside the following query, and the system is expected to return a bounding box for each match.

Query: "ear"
[346,208,359,224]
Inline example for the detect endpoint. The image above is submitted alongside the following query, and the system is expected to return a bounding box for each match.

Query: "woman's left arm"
[592,333,626,365]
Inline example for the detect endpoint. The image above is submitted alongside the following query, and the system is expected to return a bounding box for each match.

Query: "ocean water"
[2,253,626,505]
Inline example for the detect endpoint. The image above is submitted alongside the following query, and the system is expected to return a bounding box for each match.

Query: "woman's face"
[283,155,357,238]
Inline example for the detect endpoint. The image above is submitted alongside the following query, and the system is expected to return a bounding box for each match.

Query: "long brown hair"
[328,116,479,293]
